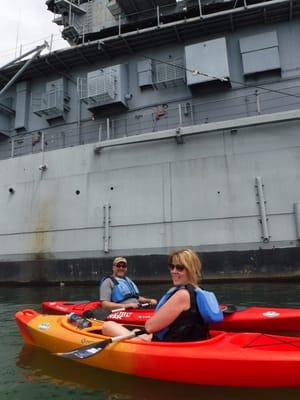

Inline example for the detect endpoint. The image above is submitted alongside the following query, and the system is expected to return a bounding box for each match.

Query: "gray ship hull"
[0,115,299,284]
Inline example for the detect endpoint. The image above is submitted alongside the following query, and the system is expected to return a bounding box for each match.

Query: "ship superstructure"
[0,0,299,283]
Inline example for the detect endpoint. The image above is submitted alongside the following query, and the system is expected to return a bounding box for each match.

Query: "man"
[99,256,157,310]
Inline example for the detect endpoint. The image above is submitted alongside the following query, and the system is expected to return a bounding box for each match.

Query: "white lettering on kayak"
[262,311,280,318]
[38,322,50,331]
[109,312,132,320]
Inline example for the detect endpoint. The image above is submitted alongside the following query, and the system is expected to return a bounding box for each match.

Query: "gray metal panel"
[46,78,64,92]
[138,71,153,87]
[137,60,151,73]
[0,112,11,135]
[241,47,280,75]
[239,31,281,75]
[239,31,278,53]
[119,63,128,102]
[14,81,29,130]
[86,64,128,106]
[106,0,122,18]
[137,59,153,87]
[185,37,230,85]
[0,96,13,136]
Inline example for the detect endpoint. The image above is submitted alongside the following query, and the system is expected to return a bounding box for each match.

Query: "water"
[2,282,300,399]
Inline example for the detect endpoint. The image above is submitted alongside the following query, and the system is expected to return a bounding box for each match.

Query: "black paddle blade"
[55,337,113,360]
[55,328,147,360]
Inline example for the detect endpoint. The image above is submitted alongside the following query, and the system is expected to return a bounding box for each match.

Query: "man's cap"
[113,257,128,266]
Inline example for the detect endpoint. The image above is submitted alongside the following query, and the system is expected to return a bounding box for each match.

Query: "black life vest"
[152,284,209,342]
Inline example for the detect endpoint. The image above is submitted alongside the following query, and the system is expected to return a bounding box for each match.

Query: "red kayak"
[42,300,300,336]
[42,300,102,315]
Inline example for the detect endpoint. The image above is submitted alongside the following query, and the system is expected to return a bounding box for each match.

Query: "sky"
[0,0,68,66]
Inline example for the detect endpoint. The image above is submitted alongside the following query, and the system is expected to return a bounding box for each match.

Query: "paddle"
[55,327,147,360]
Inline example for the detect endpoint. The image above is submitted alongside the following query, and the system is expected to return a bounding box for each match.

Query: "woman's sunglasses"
[169,264,186,272]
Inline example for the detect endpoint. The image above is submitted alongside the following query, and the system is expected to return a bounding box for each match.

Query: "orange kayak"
[42,300,300,336]
[16,309,300,388]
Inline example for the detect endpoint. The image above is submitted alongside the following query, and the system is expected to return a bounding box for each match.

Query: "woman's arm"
[145,289,190,334]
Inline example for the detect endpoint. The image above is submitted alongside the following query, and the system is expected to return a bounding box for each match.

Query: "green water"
[2,283,300,399]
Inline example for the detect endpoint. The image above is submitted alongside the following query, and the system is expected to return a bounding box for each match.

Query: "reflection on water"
[17,344,300,400]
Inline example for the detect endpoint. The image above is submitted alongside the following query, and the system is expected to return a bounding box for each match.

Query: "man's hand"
[149,298,157,306]
[124,302,139,309]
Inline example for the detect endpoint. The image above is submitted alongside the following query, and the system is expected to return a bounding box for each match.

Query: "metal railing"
[2,82,300,160]
[153,57,185,86]
[79,0,289,41]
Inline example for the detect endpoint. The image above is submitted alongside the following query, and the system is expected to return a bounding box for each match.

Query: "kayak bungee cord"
[243,333,300,349]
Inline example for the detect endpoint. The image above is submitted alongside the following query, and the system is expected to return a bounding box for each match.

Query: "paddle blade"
[55,338,113,359]
[55,328,146,360]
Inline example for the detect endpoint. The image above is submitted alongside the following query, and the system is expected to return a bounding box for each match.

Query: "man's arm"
[102,300,139,310]
[138,296,157,306]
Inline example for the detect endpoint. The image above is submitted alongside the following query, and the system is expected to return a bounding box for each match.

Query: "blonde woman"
[102,249,211,342]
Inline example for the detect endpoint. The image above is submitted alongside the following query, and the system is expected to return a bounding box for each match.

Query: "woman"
[102,249,211,342]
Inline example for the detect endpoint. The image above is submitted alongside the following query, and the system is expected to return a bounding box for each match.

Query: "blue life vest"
[194,287,224,324]
[154,285,223,341]
[107,276,140,303]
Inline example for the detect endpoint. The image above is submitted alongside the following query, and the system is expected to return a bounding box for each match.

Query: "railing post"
[11,138,14,158]
[106,118,110,140]
[178,103,183,126]
[198,0,203,18]
[157,6,160,26]
[294,203,300,241]
[118,15,121,35]
[98,123,102,141]
[69,3,72,25]
[49,34,54,52]
[82,23,85,44]
[41,131,45,152]
[255,90,261,114]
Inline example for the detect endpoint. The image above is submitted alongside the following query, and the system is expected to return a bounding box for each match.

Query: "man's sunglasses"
[115,263,127,269]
